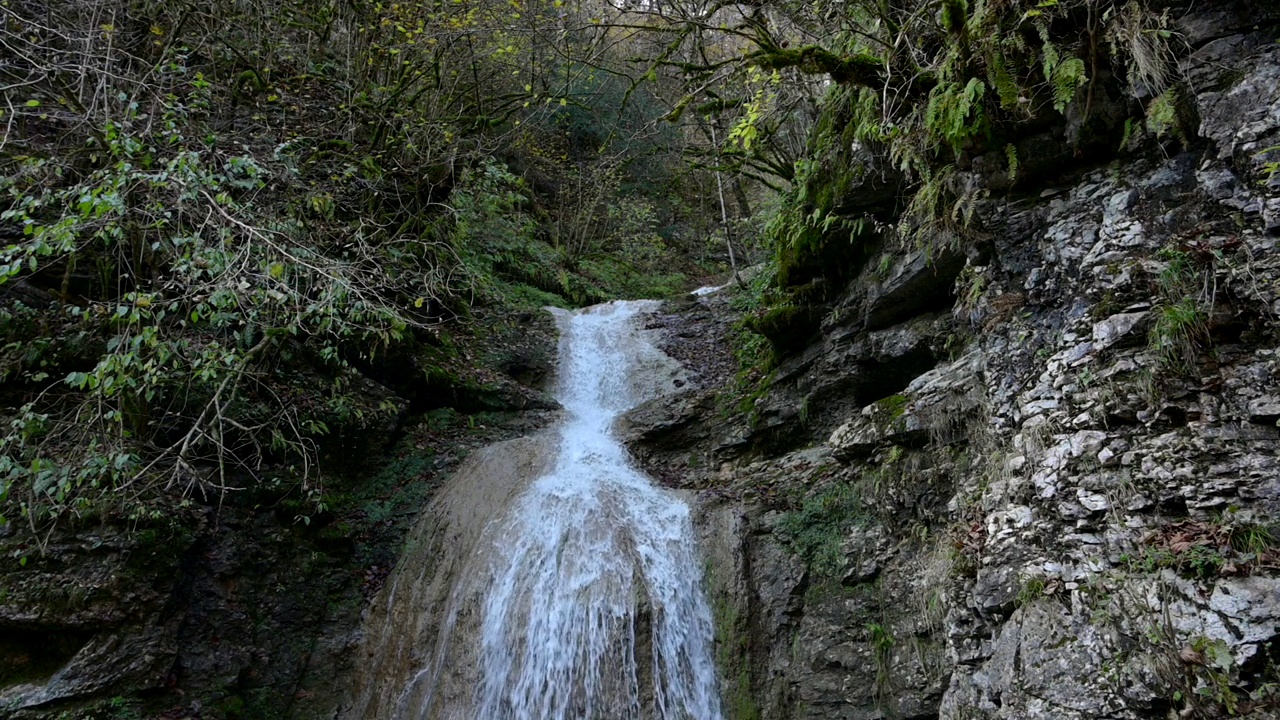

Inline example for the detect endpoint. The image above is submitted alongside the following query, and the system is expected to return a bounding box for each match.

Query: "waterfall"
[347,300,724,720]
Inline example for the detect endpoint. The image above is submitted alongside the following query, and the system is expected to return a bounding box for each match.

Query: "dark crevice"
[0,627,94,688]
[854,344,943,408]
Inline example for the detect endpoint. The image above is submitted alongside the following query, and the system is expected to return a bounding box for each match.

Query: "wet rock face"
[626,6,1280,719]
[345,435,556,720]
[0,510,373,720]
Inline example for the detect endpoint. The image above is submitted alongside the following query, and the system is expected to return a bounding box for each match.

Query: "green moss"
[317,522,353,543]
[940,0,967,34]
[749,46,884,86]
[355,452,436,527]
[710,590,759,720]
[873,394,909,420]
[718,268,783,420]
[217,695,246,717]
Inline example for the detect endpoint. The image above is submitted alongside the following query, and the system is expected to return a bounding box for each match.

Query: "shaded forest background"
[0,0,790,541]
[0,0,1198,559]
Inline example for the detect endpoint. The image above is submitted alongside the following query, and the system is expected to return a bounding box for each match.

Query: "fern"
[847,86,885,144]
[987,51,1022,110]
[1051,57,1087,112]
[1037,21,1061,80]
[1119,117,1137,151]
[1035,17,1087,113]
[953,183,985,227]
[1005,143,1019,183]
[925,78,987,154]
[965,0,990,32]
[1146,87,1182,140]
[903,164,958,243]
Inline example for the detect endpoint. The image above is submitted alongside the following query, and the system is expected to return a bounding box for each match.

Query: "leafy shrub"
[0,104,434,532]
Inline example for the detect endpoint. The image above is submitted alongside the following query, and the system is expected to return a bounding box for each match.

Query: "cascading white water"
[368,300,724,720]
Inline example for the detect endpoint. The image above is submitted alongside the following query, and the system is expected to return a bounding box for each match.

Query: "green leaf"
[1203,639,1234,670]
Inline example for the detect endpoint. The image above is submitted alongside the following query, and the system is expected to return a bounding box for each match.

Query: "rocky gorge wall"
[623,6,1280,719]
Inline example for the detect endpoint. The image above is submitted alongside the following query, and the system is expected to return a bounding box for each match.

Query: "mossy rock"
[871,393,909,422]
[776,211,879,289]
[745,303,825,353]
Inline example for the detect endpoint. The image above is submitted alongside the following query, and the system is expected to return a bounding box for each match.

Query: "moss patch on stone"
[710,587,760,720]
[744,303,825,353]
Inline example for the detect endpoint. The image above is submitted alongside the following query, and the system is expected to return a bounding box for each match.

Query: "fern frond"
[1051,57,1087,112]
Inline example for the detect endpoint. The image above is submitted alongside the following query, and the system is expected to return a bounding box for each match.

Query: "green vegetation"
[1186,636,1242,715]
[1119,515,1280,580]
[1146,87,1191,143]
[873,394,909,421]
[867,621,896,712]
[1083,572,1280,719]
[0,0,1201,541]
[1257,145,1280,184]
[613,0,1192,381]
[746,0,1176,285]
[721,264,782,420]
[777,481,862,578]
[1147,247,1213,377]
[710,587,760,720]
[1015,575,1048,608]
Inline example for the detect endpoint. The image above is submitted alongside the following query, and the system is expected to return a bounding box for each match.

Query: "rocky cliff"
[624,6,1280,719]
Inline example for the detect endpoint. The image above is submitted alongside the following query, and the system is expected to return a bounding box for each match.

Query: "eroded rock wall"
[632,6,1280,719]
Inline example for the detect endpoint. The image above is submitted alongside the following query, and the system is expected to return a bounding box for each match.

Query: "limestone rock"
[864,247,966,331]
[1091,311,1148,351]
